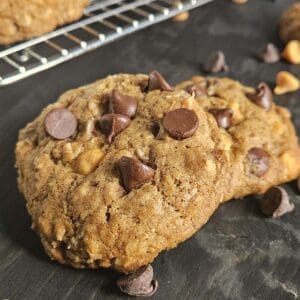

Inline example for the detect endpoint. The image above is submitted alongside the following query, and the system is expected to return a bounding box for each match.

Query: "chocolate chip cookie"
[279,3,300,43]
[0,0,89,45]
[16,72,300,273]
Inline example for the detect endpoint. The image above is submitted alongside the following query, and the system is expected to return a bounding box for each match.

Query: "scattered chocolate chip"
[162,108,199,140]
[185,84,207,97]
[260,186,295,218]
[116,156,155,192]
[99,114,131,144]
[248,147,270,177]
[209,108,233,129]
[117,265,158,297]
[247,82,273,111]
[204,51,229,73]
[147,70,174,92]
[44,108,77,140]
[259,43,280,63]
[108,90,138,118]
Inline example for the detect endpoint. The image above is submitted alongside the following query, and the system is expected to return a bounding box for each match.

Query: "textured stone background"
[0,0,299,299]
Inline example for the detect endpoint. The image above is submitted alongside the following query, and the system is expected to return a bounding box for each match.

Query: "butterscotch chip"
[231,0,248,4]
[15,74,300,274]
[282,40,300,64]
[173,11,189,22]
[274,71,300,95]
[76,148,104,175]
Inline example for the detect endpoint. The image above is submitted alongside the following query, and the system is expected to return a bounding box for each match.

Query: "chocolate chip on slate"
[117,265,158,297]
[163,108,199,140]
[44,108,77,140]
[247,82,273,111]
[147,70,174,92]
[108,90,138,118]
[116,156,155,192]
[260,186,295,218]
[204,51,229,73]
[259,43,280,64]
[209,108,233,129]
[185,84,207,97]
[99,114,131,144]
[248,147,270,177]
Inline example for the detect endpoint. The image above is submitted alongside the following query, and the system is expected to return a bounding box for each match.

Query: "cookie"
[0,0,89,45]
[16,73,300,273]
[279,3,300,43]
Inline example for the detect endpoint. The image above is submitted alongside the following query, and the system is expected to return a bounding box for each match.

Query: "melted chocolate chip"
[116,156,155,192]
[162,108,199,140]
[204,51,229,73]
[117,265,158,297]
[247,82,273,111]
[147,70,174,92]
[185,84,207,97]
[44,108,77,140]
[209,108,233,129]
[99,114,131,144]
[259,43,280,64]
[260,186,295,218]
[248,147,270,177]
[108,90,138,118]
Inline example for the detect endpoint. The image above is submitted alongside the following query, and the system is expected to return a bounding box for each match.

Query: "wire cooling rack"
[0,0,213,86]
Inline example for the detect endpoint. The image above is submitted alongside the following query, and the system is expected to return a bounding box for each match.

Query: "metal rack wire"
[0,0,213,86]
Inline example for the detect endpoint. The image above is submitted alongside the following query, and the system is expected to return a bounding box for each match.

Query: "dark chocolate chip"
[247,82,273,111]
[297,177,300,192]
[108,90,138,118]
[116,156,155,192]
[162,108,199,140]
[204,51,229,73]
[209,108,233,129]
[117,265,158,297]
[259,43,280,64]
[147,70,174,92]
[44,108,77,140]
[248,147,270,177]
[185,84,207,97]
[260,186,295,218]
[99,114,131,144]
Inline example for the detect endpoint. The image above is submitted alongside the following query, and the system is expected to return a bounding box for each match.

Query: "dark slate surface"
[0,0,300,299]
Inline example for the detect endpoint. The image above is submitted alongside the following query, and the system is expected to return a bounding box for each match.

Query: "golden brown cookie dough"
[16,73,300,273]
[279,3,300,43]
[0,0,89,45]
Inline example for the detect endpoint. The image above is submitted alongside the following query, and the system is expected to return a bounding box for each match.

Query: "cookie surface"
[0,0,89,45]
[279,3,300,43]
[16,73,300,273]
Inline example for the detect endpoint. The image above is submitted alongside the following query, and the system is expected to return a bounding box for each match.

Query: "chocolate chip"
[117,265,158,297]
[147,70,174,92]
[260,186,295,218]
[162,108,199,140]
[108,90,138,118]
[44,108,77,140]
[204,51,229,73]
[248,147,270,177]
[247,82,273,111]
[259,43,280,64]
[116,156,155,192]
[209,108,233,129]
[99,114,130,144]
[185,84,207,97]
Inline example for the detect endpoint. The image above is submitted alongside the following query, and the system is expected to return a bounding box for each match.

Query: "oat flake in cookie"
[15,73,300,273]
